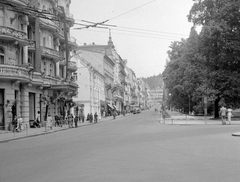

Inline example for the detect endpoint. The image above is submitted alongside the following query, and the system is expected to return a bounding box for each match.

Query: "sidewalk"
[163,110,240,137]
[0,114,126,143]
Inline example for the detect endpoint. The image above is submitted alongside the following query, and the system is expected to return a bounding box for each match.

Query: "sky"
[70,0,195,78]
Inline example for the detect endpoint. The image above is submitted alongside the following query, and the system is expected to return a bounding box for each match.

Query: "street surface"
[0,110,240,182]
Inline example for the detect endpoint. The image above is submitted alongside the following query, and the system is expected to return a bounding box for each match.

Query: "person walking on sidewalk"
[219,105,227,125]
[98,112,101,122]
[74,115,78,128]
[94,112,98,123]
[227,106,233,125]
[47,114,53,130]
[89,113,93,123]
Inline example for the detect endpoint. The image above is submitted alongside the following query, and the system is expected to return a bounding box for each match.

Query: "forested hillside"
[143,74,163,89]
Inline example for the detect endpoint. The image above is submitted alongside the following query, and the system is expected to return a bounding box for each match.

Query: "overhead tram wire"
[73,19,189,38]
[74,28,187,41]
[108,0,157,21]
[73,0,157,30]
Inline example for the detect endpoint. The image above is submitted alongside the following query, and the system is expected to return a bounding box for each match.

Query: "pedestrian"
[227,106,233,125]
[82,114,85,123]
[55,114,60,127]
[103,110,106,118]
[219,105,227,125]
[94,112,98,123]
[98,112,101,122]
[12,115,18,132]
[47,114,53,130]
[74,115,78,128]
[89,113,93,123]
[113,110,116,119]
[87,113,90,121]
[68,114,73,128]
[16,115,23,132]
[36,111,41,126]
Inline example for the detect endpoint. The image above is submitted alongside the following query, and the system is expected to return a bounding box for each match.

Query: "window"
[49,63,52,76]
[0,9,4,25]
[72,72,77,81]
[43,37,46,47]
[0,47,4,64]
[43,61,46,74]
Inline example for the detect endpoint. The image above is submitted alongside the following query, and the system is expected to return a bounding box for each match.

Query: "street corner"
[232,132,240,137]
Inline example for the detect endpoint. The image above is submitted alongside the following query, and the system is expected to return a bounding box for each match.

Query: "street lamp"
[162,77,167,122]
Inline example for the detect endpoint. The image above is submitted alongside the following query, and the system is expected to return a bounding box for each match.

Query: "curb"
[232,132,240,137]
[0,115,127,143]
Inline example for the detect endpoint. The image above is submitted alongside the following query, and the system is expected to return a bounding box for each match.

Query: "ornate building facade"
[0,0,78,130]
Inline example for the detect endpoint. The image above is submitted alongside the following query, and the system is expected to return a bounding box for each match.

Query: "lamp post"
[162,77,167,123]
[189,95,190,115]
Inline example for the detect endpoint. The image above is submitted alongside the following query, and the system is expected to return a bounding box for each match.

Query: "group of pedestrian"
[86,112,101,123]
[219,105,233,125]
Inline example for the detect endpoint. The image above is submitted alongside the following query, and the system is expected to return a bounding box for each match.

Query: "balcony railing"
[66,13,74,21]
[39,18,60,31]
[28,40,36,50]
[68,61,77,71]
[0,64,78,89]
[0,26,27,41]
[41,46,60,60]
[0,64,30,81]
[69,36,78,47]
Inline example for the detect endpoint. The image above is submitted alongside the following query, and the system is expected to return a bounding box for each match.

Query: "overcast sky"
[70,0,194,78]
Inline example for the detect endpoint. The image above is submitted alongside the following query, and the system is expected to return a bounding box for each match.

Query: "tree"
[164,28,207,113]
[188,0,240,117]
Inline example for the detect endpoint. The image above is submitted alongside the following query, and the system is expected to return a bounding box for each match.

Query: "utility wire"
[73,20,188,37]
[73,29,186,41]
[108,0,157,21]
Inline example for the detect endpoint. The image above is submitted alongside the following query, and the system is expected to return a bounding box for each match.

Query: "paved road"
[0,110,239,182]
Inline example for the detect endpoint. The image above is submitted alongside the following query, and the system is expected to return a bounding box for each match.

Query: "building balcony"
[39,18,60,31]
[66,13,75,26]
[28,40,36,51]
[59,59,66,66]
[51,79,78,92]
[40,46,60,61]
[0,64,31,83]
[69,36,78,48]
[68,61,77,72]
[0,26,28,46]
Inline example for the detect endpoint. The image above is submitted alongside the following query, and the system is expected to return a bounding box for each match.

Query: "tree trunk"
[214,98,220,118]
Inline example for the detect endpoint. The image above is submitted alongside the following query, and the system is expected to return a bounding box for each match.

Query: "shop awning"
[107,104,113,109]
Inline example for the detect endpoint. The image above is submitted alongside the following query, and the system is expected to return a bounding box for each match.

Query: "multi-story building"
[71,48,104,117]
[0,0,78,130]
[73,33,125,116]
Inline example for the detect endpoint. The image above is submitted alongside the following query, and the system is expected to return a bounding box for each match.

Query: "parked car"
[133,108,141,114]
